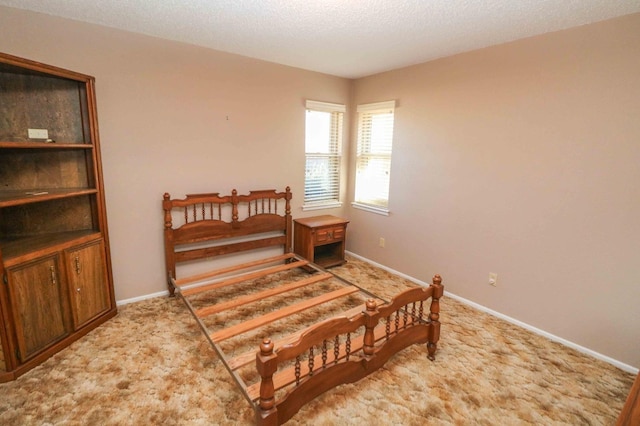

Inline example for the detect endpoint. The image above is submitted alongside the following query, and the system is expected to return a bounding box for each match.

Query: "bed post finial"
[231,189,239,223]
[257,339,278,425]
[284,187,293,253]
[427,274,444,361]
[162,192,177,296]
[162,193,172,229]
[363,299,378,358]
[285,186,292,216]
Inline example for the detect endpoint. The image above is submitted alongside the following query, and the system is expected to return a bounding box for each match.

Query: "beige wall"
[348,13,640,368]
[1,6,638,369]
[0,6,350,300]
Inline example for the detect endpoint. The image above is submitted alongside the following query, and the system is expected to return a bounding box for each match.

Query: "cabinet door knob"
[77,288,81,292]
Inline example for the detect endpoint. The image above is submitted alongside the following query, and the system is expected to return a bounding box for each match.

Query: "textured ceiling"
[1,0,639,78]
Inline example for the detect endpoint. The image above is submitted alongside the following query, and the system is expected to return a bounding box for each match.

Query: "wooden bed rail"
[255,275,444,425]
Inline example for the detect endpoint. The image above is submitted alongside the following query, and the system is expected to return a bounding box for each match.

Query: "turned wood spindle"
[403,306,409,328]
[308,346,315,377]
[294,355,301,386]
[345,333,351,361]
[385,316,391,340]
[321,340,328,368]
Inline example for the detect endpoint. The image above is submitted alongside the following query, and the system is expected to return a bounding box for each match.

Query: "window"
[353,100,396,215]
[304,100,345,210]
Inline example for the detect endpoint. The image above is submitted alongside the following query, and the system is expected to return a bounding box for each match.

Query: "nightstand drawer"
[315,226,344,244]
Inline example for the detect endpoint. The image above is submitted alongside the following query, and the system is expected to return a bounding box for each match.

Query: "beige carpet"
[0,256,635,425]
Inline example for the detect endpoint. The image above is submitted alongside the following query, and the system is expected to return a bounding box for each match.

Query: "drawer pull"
[75,256,81,275]
[49,266,57,285]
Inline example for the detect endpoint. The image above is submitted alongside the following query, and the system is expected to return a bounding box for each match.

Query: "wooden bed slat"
[180,259,309,297]
[209,286,359,343]
[176,253,295,286]
[195,272,333,318]
[226,301,382,371]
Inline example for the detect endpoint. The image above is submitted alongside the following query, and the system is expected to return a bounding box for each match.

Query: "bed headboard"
[163,187,292,295]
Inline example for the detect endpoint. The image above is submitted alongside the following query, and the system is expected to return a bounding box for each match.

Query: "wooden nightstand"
[293,215,349,268]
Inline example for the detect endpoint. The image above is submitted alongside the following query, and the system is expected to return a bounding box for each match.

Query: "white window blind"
[353,100,396,214]
[304,100,345,209]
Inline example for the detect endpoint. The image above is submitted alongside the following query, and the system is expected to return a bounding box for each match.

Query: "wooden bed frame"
[163,187,444,425]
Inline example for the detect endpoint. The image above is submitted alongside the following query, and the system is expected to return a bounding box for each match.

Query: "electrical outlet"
[379,237,385,248]
[489,273,498,287]
[28,128,49,139]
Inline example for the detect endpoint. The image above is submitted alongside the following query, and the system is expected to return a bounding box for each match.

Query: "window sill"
[351,202,389,216]
[302,201,343,211]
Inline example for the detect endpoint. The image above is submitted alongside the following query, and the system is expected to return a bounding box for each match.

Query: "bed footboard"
[254,275,444,425]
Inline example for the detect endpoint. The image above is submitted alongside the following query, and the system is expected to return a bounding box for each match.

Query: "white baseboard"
[346,251,639,375]
[116,289,169,307]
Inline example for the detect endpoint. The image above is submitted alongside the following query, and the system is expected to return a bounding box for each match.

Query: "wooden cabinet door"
[65,240,110,329]
[6,255,69,362]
